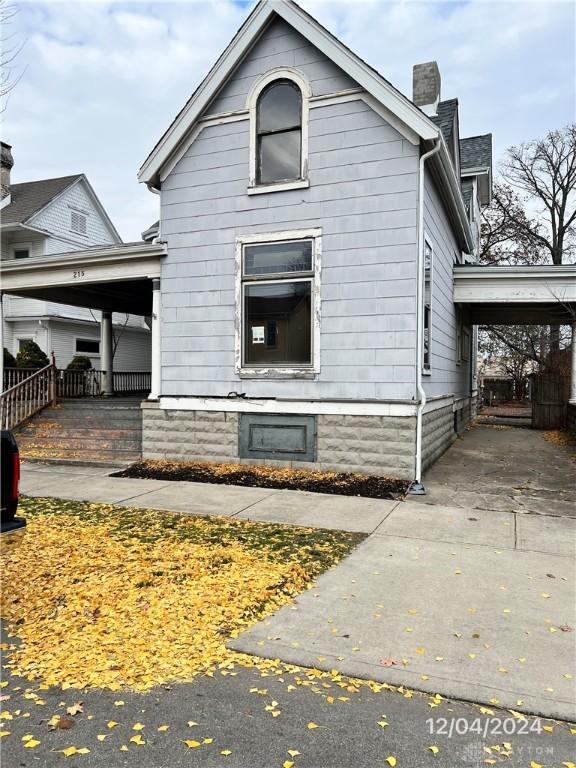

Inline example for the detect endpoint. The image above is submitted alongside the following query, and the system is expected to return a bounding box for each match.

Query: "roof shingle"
[1,175,82,226]
[431,98,458,145]
[460,134,492,171]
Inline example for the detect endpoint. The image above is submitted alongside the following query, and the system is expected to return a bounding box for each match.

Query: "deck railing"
[55,370,151,397]
[0,361,57,431]
[1,365,150,429]
[112,371,151,394]
[3,368,40,390]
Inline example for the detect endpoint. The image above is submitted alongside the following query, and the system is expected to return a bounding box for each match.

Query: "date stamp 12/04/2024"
[427,716,543,739]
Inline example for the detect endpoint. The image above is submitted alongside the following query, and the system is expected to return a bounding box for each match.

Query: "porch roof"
[0,241,166,316]
[453,264,576,325]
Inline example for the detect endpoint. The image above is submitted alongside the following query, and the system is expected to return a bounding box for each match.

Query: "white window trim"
[246,67,311,193]
[11,242,33,260]
[422,234,433,376]
[235,228,321,378]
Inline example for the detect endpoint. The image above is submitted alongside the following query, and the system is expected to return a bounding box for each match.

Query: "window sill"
[422,368,432,377]
[247,179,309,196]
[237,367,317,380]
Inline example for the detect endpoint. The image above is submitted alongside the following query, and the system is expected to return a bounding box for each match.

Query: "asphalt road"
[2,662,574,768]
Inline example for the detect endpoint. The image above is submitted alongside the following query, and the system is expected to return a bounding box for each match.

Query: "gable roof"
[1,173,122,243]
[1,175,82,226]
[138,0,438,187]
[460,133,492,171]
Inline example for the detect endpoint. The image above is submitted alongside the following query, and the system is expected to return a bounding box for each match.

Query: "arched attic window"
[247,69,310,193]
[256,79,302,185]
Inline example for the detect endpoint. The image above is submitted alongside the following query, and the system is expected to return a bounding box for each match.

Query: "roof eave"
[433,136,475,253]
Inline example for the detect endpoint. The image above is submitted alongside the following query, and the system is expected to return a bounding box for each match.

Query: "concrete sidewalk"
[20,461,576,720]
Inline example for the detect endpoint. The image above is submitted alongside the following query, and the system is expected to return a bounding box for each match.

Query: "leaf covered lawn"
[1,496,364,692]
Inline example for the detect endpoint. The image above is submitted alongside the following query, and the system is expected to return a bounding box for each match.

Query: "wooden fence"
[532,374,570,429]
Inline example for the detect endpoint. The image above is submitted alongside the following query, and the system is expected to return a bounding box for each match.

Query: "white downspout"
[412,136,442,495]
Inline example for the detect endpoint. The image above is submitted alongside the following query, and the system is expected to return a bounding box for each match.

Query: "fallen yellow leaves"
[1,498,359,691]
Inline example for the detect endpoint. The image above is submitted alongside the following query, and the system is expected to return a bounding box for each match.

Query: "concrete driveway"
[412,423,576,517]
[230,426,576,721]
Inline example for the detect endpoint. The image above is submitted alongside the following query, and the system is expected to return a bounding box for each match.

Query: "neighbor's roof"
[141,220,159,242]
[460,134,492,171]
[1,175,82,226]
[431,98,458,145]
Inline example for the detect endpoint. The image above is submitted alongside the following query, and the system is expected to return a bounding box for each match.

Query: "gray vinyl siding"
[422,167,472,399]
[204,17,357,116]
[161,91,419,400]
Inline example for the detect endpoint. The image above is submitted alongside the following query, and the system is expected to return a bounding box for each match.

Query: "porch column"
[101,311,113,397]
[149,278,161,400]
[0,293,4,394]
[571,322,576,404]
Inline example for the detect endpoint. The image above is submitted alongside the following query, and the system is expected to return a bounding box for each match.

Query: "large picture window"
[256,80,302,185]
[236,231,321,375]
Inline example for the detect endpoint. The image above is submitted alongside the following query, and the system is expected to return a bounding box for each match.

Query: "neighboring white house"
[0,144,151,371]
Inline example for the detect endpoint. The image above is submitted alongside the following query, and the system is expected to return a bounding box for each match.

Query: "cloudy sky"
[3,0,574,241]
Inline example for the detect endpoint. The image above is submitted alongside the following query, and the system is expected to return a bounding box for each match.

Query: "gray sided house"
[0,146,151,371]
[138,0,493,481]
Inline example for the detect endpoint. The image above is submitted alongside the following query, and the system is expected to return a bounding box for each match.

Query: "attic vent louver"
[71,209,87,235]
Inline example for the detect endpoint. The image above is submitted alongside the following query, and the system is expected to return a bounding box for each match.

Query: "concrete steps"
[14,399,144,463]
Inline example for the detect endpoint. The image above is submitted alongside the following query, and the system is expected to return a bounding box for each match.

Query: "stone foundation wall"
[142,403,416,479]
[421,403,455,471]
[315,414,416,479]
[421,396,475,471]
[142,403,238,462]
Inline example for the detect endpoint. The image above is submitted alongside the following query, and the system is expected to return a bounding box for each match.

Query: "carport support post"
[101,311,113,397]
[571,322,576,404]
[149,278,161,400]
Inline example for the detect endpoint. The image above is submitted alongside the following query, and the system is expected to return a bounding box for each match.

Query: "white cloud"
[3,0,574,241]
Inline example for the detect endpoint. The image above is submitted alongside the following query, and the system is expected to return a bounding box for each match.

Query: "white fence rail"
[0,362,57,431]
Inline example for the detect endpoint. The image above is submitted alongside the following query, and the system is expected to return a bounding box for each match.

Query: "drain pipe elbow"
[412,136,442,495]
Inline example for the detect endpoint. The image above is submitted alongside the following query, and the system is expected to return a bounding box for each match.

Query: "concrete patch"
[376,501,515,547]
[229,534,576,721]
[234,489,399,532]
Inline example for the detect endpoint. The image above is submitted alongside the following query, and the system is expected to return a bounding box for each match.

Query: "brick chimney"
[1,141,14,201]
[413,62,441,116]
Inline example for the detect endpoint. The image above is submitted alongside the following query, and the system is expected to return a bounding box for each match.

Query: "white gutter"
[413,135,442,494]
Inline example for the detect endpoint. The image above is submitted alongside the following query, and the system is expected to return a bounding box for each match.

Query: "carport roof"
[453,263,576,325]
[0,241,166,316]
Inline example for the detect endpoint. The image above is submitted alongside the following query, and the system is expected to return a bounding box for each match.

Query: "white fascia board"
[435,136,475,253]
[453,264,576,303]
[77,176,123,244]
[160,396,417,417]
[138,2,273,186]
[0,242,166,282]
[280,1,437,141]
[139,0,437,186]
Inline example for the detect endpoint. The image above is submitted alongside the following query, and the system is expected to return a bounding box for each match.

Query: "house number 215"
[73,270,85,278]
